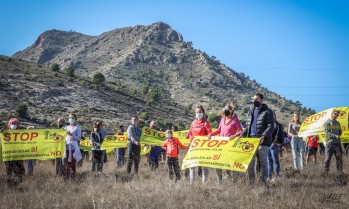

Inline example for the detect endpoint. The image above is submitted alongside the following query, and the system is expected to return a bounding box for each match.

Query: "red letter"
[13,132,20,141]
[217,140,228,147]
[30,132,39,141]
[207,140,219,147]
[144,128,151,135]
[21,133,30,141]
[191,139,199,148]
[3,133,11,141]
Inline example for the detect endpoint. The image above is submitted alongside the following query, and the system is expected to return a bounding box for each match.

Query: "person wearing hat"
[208,104,243,184]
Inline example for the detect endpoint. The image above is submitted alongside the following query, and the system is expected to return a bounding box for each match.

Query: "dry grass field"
[0,149,348,209]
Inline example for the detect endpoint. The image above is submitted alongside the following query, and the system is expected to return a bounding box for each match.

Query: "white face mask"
[69,118,75,124]
[94,128,98,133]
[166,133,172,139]
[196,113,203,119]
[10,124,17,130]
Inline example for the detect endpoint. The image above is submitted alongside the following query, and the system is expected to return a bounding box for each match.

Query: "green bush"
[65,67,75,77]
[93,72,106,84]
[15,103,28,118]
[139,112,150,120]
[51,63,60,72]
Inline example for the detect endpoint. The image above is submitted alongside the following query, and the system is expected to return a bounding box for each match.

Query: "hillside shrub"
[15,103,28,118]
[51,63,60,72]
[93,72,105,84]
[65,67,75,77]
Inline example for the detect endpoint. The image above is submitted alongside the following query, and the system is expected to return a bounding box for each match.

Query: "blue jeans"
[149,146,162,169]
[247,145,269,184]
[28,160,35,176]
[117,148,125,166]
[291,137,304,169]
[268,144,280,178]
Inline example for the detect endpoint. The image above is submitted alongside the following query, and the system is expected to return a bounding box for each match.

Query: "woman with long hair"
[288,112,304,171]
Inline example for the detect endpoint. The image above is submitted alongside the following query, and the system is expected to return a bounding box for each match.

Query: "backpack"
[274,123,285,144]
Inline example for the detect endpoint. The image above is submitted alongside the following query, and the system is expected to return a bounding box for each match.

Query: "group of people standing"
[1,92,346,185]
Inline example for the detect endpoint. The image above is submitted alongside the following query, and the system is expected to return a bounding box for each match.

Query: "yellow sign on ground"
[181,136,259,172]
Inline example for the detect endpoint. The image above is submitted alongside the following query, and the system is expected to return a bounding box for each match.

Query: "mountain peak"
[11,22,312,125]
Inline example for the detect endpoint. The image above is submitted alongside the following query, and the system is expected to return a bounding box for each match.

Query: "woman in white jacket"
[64,113,82,179]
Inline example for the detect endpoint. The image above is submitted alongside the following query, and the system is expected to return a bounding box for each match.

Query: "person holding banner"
[208,104,242,184]
[162,129,188,181]
[126,116,142,174]
[188,105,212,184]
[241,93,274,185]
[3,118,25,182]
[64,113,82,179]
[305,135,319,164]
[97,121,108,164]
[149,121,162,170]
[323,110,343,176]
[90,122,105,174]
[288,112,304,171]
[55,118,66,176]
[115,125,126,167]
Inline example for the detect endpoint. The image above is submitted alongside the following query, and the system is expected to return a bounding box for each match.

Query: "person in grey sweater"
[323,109,343,175]
[126,116,142,174]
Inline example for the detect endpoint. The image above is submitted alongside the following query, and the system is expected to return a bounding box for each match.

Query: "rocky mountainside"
[9,22,315,129]
[0,56,190,131]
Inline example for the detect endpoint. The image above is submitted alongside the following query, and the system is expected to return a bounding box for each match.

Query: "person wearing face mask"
[241,93,274,185]
[3,118,25,182]
[64,113,82,179]
[188,105,212,184]
[162,130,188,181]
[90,122,105,174]
[208,104,243,184]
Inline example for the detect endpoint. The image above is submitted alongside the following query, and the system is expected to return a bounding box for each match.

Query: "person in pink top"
[208,104,243,184]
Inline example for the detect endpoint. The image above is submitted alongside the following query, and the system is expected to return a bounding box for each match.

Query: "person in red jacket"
[162,130,188,181]
[188,105,212,184]
[306,135,319,164]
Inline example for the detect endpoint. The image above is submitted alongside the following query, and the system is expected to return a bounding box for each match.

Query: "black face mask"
[253,100,261,108]
[58,124,64,128]
[224,110,231,116]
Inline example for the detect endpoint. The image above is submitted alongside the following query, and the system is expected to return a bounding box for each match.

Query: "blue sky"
[1,0,348,112]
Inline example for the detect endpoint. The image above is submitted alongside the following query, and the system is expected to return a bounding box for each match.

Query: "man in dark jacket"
[241,93,274,184]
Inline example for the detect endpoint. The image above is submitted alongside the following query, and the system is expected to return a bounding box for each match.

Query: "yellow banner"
[173,130,190,146]
[103,134,128,149]
[181,136,259,172]
[140,127,167,146]
[0,129,65,161]
[298,107,349,143]
[79,128,196,152]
